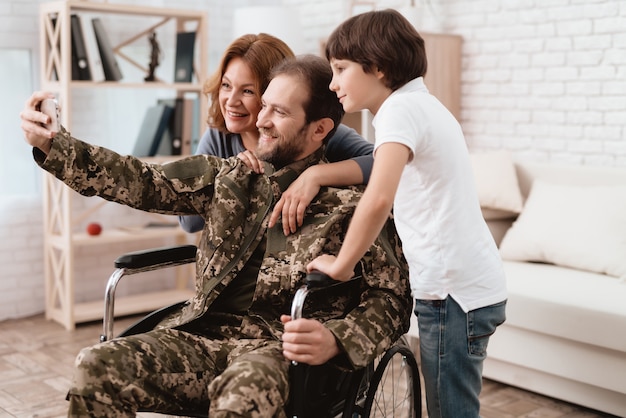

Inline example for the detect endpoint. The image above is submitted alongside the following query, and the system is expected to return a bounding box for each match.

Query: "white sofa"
[409,155,626,416]
[483,160,626,417]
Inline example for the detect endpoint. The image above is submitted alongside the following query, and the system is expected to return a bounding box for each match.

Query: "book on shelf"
[174,32,196,83]
[132,104,174,157]
[190,95,201,154]
[70,14,91,80]
[171,98,184,155]
[156,98,176,155]
[48,17,59,81]
[157,97,198,156]
[181,97,198,156]
[92,17,123,81]
[78,14,105,82]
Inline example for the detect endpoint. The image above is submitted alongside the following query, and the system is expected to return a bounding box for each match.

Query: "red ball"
[86,222,102,236]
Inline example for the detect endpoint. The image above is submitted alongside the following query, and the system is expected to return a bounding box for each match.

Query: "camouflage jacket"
[36,128,412,369]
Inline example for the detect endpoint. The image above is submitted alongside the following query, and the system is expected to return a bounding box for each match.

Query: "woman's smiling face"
[218,57,262,136]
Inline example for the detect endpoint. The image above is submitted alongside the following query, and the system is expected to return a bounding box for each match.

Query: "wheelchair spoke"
[371,355,413,416]
[361,337,421,418]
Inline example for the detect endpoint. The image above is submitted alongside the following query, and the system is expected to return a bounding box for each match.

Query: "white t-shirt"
[373,77,507,312]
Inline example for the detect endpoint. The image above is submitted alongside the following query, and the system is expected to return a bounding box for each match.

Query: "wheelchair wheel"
[361,336,421,417]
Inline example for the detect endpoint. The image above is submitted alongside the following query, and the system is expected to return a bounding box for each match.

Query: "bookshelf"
[39,1,208,330]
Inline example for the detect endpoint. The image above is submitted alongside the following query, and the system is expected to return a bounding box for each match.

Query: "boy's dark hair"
[325,9,427,91]
[270,54,345,142]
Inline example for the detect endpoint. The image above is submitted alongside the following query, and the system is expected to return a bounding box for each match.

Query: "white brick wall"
[440,0,626,165]
[2,0,625,322]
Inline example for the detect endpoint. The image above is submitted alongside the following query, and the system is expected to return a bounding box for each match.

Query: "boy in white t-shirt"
[307,9,507,418]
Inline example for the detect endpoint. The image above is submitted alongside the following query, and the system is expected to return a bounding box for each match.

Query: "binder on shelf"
[170,98,184,155]
[155,122,172,156]
[157,97,197,156]
[156,98,177,155]
[92,17,123,81]
[132,104,173,157]
[49,16,59,81]
[190,96,201,154]
[79,14,105,82]
[174,32,196,83]
[181,97,198,156]
[70,14,91,80]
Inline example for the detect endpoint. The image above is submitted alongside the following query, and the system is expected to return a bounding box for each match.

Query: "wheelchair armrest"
[101,244,197,342]
[114,244,197,272]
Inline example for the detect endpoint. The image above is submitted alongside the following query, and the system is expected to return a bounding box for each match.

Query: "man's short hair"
[325,9,427,91]
[270,54,345,142]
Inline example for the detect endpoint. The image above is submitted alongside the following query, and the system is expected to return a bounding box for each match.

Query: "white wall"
[283,0,626,165]
[1,0,625,321]
[442,0,626,166]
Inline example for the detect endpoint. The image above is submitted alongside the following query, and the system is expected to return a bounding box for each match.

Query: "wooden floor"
[0,314,618,418]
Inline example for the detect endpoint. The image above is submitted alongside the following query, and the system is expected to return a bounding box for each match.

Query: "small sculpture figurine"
[144,31,161,82]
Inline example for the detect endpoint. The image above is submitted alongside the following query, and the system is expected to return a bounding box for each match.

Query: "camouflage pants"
[67,328,290,417]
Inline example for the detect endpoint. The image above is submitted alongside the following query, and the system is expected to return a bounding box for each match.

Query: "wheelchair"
[99,244,422,417]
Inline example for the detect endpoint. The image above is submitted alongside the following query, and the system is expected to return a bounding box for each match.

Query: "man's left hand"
[281,315,340,365]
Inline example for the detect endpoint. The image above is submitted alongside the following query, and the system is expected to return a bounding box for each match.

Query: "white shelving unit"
[39,1,208,330]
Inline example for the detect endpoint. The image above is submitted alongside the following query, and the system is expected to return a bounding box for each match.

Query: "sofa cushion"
[503,261,626,352]
[499,180,626,280]
[470,150,524,220]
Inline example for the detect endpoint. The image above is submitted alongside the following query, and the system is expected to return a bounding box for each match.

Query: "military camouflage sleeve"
[34,126,238,216]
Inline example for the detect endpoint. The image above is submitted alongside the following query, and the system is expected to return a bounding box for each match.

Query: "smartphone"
[40,98,60,132]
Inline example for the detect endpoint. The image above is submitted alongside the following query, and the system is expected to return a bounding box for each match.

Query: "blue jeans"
[414,297,506,418]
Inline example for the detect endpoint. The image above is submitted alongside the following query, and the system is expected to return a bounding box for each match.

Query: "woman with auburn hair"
[180,33,373,234]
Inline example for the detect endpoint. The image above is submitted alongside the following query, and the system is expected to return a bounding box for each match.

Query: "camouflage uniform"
[36,128,412,417]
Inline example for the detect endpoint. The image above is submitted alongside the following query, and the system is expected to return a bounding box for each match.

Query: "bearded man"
[20,55,411,418]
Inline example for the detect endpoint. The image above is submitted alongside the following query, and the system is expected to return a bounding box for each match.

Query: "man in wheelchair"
[21,55,412,417]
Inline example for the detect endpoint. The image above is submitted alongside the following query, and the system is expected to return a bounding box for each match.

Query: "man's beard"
[255,124,310,168]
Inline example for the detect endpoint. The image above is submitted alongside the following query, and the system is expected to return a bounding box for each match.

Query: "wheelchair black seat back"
[103,245,422,417]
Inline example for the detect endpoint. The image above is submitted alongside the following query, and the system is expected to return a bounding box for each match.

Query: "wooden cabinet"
[422,33,463,121]
[39,1,207,330]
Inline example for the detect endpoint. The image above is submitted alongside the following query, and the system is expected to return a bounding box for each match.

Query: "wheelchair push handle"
[291,270,354,322]
[290,270,342,367]
[304,270,342,288]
